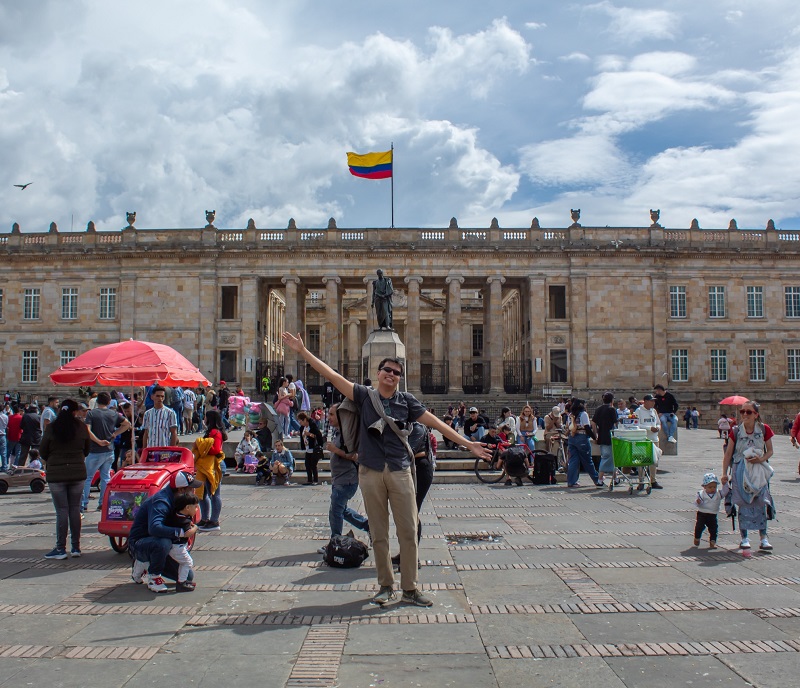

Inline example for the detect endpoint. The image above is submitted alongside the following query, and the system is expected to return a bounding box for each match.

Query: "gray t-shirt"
[330,428,358,486]
[85,407,122,454]
[352,383,426,472]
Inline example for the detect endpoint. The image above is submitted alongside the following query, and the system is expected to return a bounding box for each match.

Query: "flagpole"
[390,142,394,229]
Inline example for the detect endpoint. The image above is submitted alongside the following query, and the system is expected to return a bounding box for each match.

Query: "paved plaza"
[1,428,799,687]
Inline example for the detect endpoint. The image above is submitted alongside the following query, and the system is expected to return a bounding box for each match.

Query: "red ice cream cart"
[98,446,196,552]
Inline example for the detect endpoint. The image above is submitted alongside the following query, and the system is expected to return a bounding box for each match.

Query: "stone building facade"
[2,214,800,420]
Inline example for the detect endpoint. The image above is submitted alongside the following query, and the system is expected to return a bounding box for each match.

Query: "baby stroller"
[243,454,258,474]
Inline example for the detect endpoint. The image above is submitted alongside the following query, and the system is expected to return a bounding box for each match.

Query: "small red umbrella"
[719,395,749,405]
[49,339,209,387]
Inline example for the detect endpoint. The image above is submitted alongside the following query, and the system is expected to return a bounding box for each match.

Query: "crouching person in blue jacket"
[128,470,202,593]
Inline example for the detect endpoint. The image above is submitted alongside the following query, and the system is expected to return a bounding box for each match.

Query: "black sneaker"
[176,580,197,592]
[44,547,67,560]
[637,483,645,491]
[505,479,513,486]
[197,521,220,531]
[401,589,433,607]
[515,477,523,486]
[651,482,663,489]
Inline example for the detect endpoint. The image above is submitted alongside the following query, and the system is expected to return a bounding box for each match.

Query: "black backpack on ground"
[531,450,558,485]
[323,531,369,568]
[502,446,529,478]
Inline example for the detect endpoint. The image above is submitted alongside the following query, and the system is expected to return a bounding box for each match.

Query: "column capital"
[347,317,361,326]
[446,273,464,285]
[281,275,301,286]
[322,275,341,285]
[486,275,506,286]
[404,275,423,286]
[433,317,446,326]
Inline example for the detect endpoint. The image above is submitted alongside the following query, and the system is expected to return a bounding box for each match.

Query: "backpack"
[531,450,557,485]
[323,532,369,568]
[502,446,529,478]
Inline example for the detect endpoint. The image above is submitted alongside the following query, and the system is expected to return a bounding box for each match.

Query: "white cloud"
[726,10,744,22]
[588,2,681,43]
[629,52,696,76]
[524,21,547,30]
[519,135,630,187]
[559,52,591,63]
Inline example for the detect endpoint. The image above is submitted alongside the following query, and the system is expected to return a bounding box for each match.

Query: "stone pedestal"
[362,329,406,392]
[659,426,678,455]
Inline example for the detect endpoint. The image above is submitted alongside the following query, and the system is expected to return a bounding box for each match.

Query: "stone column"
[363,276,376,332]
[404,275,423,393]
[240,276,259,390]
[528,275,547,384]
[347,318,360,365]
[446,274,464,393]
[322,275,341,367]
[432,319,445,361]
[199,272,218,382]
[487,275,506,393]
[282,276,301,374]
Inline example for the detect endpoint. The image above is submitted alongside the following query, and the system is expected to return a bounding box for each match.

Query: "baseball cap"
[642,394,655,401]
[219,380,226,385]
[702,472,719,486]
[170,471,203,489]
[469,406,478,412]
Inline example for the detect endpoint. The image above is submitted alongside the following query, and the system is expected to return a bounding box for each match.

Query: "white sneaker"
[667,437,677,443]
[131,559,148,584]
[317,546,326,554]
[760,538,773,551]
[147,574,169,593]
[740,538,751,549]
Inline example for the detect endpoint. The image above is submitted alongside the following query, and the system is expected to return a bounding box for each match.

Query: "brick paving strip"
[0,645,160,660]
[186,613,476,628]
[468,600,747,615]
[487,640,800,659]
[285,623,348,687]
[222,582,463,592]
[553,566,618,605]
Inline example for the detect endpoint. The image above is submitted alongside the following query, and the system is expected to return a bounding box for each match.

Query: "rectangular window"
[785,287,800,318]
[550,349,568,383]
[99,287,117,320]
[22,350,38,383]
[708,286,726,318]
[0,288,3,319]
[788,350,800,382]
[23,288,40,320]
[60,349,77,367]
[548,286,566,319]
[669,286,686,318]
[746,286,763,318]
[221,286,238,319]
[307,327,320,356]
[219,350,237,383]
[61,287,78,320]
[710,349,727,382]
[472,325,484,357]
[671,349,688,382]
[749,349,766,382]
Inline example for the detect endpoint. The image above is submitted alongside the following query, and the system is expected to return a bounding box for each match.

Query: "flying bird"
[14,183,33,190]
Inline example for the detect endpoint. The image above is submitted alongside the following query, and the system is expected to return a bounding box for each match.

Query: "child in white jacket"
[694,472,729,549]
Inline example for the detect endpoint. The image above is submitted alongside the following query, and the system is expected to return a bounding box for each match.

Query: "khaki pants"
[359,464,418,592]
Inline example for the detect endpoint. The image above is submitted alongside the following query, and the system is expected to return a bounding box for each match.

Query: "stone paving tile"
[337,652,496,688]
[718,650,800,688]
[345,623,484,655]
[476,613,586,646]
[491,657,626,688]
[0,658,146,687]
[605,655,753,687]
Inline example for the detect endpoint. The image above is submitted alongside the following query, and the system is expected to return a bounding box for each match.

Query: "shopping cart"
[610,434,655,495]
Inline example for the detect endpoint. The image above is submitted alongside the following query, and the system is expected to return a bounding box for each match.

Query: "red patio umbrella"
[719,395,750,405]
[49,340,209,387]
[50,340,210,457]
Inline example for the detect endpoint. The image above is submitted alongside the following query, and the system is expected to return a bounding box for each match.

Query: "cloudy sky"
[2,1,800,232]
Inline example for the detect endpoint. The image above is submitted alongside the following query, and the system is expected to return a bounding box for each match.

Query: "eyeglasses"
[739,409,755,415]
[379,366,403,377]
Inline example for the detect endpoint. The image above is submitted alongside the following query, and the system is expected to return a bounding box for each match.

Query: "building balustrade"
[4,222,797,253]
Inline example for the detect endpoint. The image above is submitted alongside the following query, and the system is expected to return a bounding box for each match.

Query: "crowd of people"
[2,370,782,604]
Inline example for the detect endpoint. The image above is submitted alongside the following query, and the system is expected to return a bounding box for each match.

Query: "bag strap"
[366,388,415,463]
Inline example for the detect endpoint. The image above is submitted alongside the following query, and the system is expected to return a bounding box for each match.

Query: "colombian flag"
[347,150,393,180]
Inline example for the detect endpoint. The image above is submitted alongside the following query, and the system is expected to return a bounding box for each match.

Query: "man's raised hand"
[281,332,305,353]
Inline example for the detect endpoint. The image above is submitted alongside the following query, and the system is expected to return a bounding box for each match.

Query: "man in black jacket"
[653,384,679,443]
